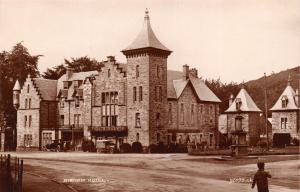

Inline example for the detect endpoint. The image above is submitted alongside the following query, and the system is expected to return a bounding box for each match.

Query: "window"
[281,118,287,129]
[111,116,117,126]
[178,135,182,144]
[133,87,137,101]
[73,80,79,89]
[27,84,30,93]
[235,98,242,111]
[24,134,32,147]
[281,96,288,108]
[101,93,106,104]
[135,113,141,127]
[29,115,32,127]
[200,105,203,113]
[63,81,69,89]
[136,65,139,78]
[60,115,64,126]
[139,86,143,101]
[235,116,243,130]
[25,99,28,109]
[209,134,213,146]
[60,98,64,108]
[24,116,27,127]
[191,104,194,124]
[210,105,213,114]
[180,103,184,124]
[168,103,172,123]
[136,133,140,142]
[156,113,160,128]
[28,98,31,109]
[157,133,160,142]
[75,97,80,107]
[200,134,203,142]
[156,64,159,77]
[108,69,111,78]
[159,87,162,102]
[74,114,80,128]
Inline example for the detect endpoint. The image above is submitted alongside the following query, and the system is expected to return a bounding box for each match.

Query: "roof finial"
[287,73,291,86]
[144,8,149,20]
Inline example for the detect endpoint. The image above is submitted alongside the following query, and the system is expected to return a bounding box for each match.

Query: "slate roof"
[225,88,262,112]
[57,71,98,100]
[32,78,58,101]
[122,10,170,52]
[270,85,299,111]
[167,70,221,103]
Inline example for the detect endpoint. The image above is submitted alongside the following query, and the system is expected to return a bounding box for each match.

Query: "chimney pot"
[183,64,189,80]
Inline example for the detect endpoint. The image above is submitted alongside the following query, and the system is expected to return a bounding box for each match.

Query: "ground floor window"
[42,132,53,147]
[24,134,32,147]
[209,134,214,146]
[281,117,287,129]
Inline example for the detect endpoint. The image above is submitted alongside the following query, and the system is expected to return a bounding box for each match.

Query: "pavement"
[23,172,75,192]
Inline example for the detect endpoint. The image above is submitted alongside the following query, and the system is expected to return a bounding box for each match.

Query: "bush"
[156,142,167,153]
[120,143,132,153]
[132,142,143,153]
[149,144,158,153]
[82,140,96,152]
[292,138,300,146]
[257,140,268,149]
[273,133,291,148]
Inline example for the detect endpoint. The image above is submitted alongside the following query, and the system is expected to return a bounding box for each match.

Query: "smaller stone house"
[13,75,58,150]
[270,77,299,140]
[223,86,262,146]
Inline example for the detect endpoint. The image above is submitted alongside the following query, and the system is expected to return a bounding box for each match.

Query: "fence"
[0,154,23,192]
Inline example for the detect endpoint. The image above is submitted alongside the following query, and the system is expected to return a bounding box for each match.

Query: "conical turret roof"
[13,80,21,91]
[122,9,170,52]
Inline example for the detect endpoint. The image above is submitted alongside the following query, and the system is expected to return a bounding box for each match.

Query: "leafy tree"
[43,56,102,80]
[0,42,41,128]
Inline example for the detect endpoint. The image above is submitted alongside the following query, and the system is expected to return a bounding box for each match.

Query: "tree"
[43,56,103,80]
[0,42,41,127]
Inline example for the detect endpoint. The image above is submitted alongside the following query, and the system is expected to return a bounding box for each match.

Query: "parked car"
[96,139,116,153]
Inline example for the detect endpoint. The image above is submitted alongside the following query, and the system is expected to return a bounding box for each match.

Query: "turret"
[13,80,21,109]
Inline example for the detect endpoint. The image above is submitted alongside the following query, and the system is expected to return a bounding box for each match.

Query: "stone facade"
[14,11,221,150]
[271,111,299,139]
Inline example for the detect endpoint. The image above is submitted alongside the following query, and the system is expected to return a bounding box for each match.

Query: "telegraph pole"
[264,73,269,150]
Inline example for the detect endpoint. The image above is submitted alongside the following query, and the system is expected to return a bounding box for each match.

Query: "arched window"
[27,84,30,93]
[136,133,140,141]
[25,99,28,109]
[108,69,111,78]
[136,65,139,78]
[156,113,160,127]
[139,86,143,101]
[28,98,31,109]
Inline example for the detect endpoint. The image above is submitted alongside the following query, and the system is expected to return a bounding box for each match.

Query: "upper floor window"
[60,98,64,108]
[200,105,203,114]
[63,81,70,89]
[135,113,141,128]
[24,115,27,127]
[28,98,31,109]
[180,103,184,124]
[136,133,140,142]
[210,105,213,114]
[235,116,243,130]
[168,103,172,123]
[108,69,111,78]
[60,115,64,126]
[191,104,195,124]
[27,84,30,93]
[29,115,32,127]
[235,98,242,111]
[139,86,143,101]
[75,97,80,107]
[73,80,80,89]
[133,87,137,101]
[156,64,159,77]
[281,96,288,108]
[281,117,287,129]
[159,87,162,102]
[156,113,160,128]
[25,99,28,109]
[136,65,140,78]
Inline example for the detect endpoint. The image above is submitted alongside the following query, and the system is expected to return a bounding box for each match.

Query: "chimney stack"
[189,68,198,78]
[66,66,73,80]
[183,64,189,80]
[229,94,234,107]
[107,56,115,63]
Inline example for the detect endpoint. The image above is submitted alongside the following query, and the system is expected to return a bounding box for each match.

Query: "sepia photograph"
[0,0,299,191]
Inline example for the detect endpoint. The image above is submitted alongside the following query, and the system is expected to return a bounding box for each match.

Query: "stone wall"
[272,111,299,139]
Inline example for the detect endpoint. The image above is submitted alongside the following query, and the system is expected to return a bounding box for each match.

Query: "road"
[2,152,299,192]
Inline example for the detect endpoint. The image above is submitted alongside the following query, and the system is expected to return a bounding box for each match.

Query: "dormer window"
[235,98,242,111]
[281,96,288,108]
[63,81,70,89]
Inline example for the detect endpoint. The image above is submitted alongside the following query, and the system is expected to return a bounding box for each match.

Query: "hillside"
[245,66,300,113]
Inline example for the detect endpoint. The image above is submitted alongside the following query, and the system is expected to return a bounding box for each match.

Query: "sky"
[0,0,299,83]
